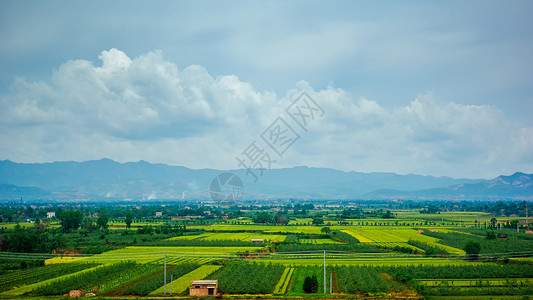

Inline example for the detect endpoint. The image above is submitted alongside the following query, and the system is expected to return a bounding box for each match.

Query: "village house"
[190,280,217,297]
[47,212,56,218]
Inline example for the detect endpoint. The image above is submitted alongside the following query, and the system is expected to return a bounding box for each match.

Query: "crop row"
[0,262,98,293]
[150,264,221,295]
[422,230,533,255]
[150,256,215,265]
[422,285,533,296]
[334,266,393,294]
[419,278,533,287]
[376,264,533,279]
[118,263,200,296]
[30,261,158,295]
[210,262,285,294]
[273,267,294,295]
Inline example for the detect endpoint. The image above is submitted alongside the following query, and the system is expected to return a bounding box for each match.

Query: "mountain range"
[0,159,531,201]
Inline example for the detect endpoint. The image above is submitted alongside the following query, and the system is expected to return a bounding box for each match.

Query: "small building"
[250,238,264,243]
[497,234,508,240]
[155,211,163,217]
[47,212,56,218]
[69,289,85,298]
[190,280,217,297]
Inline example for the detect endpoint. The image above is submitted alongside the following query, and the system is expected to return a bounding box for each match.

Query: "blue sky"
[1,1,532,178]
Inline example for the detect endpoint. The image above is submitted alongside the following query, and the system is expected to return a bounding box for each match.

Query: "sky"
[1,0,532,179]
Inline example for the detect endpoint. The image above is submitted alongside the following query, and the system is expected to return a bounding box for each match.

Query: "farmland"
[0,201,532,299]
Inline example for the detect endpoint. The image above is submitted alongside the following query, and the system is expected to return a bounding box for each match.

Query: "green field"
[84,246,265,264]
[149,265,221,295]
[1,206,532,299]
[168,232,286,242]
[189,224,323,234]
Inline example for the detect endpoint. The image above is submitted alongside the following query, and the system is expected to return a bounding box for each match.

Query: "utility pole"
[323,250,326,294]
[164,252,167,295]
[330,272,332,294]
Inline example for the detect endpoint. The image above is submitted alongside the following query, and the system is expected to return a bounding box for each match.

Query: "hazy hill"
[366,172,533,200]
[1,159,528,201]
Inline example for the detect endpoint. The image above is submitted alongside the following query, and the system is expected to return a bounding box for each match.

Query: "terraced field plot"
[340,227,465,254]
[167,232,286,242]
[253,254,479,266]
[419,278,533,287]
[299,238,340,244]
[84,246,264,264]
[189,224,323,234]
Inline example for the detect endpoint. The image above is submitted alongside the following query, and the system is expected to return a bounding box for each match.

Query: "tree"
[490,217,497,228]
[81,218,97,232]
[60,210,83,233]
[321,226,331,235]
[463,241,481,259]
[312,217,324,226]
[382,210,394,219]
[7,224,65,252]
[486,231,497,240]
[275,214,289,225]
[253,212,272,224]
[303,275,318,293]
[97,212,109,229]
[125,212,133,229]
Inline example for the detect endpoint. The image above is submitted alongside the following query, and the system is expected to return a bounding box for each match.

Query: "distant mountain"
[0,159,528,201]
[0,184,51,200]
[366,172,533,200]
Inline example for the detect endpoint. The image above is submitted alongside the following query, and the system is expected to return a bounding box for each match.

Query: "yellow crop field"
[45,256,88,264]
[338,227,465,254]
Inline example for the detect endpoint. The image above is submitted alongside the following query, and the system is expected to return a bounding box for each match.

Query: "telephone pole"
[323,250,326,294]
[164,252,167,295]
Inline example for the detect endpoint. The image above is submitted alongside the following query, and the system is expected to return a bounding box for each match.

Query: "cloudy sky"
[1,1,532,179]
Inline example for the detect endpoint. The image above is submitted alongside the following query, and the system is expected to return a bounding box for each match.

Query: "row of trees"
[59,210,113,232]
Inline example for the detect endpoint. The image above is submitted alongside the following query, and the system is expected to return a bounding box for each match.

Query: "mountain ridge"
[0,159,530,201]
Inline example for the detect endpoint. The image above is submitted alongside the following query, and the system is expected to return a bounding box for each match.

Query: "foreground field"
[1,206,532,299]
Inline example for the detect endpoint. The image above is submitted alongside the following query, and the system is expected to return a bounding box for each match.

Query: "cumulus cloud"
[1,49,532,179]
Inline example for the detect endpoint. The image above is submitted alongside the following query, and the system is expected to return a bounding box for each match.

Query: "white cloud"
[1,49,532,179]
